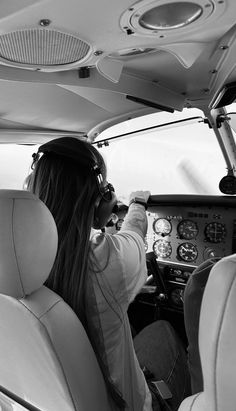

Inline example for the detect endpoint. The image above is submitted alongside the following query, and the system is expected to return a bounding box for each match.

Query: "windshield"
[0,108,227,199]
[96,108,226,203]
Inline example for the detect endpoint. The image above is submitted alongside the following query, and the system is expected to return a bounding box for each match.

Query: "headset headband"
[37,137,96,169]
[36,141,108,196]
[32,137,117,229]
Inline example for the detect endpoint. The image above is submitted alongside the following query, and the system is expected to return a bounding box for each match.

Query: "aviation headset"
[31,137,117,229]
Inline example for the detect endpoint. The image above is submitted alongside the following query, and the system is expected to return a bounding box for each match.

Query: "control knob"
[157,293,168,301]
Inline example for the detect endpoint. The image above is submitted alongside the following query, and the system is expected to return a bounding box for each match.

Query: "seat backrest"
[0,190,112,411]
[179,254,236,411]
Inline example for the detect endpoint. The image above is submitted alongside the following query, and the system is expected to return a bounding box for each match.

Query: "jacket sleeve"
[112,230,147,305]
[112,202,148,305]
[90,204,148,309]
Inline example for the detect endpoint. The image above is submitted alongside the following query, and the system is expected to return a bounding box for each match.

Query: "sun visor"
[211,82,236,109]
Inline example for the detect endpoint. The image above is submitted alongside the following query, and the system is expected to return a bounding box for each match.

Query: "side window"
[0,145,37,189]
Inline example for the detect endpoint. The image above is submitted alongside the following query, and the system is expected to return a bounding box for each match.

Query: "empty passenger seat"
[0,190,111,411]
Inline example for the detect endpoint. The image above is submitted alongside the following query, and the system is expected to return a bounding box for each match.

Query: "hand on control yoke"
[129,191,151,208]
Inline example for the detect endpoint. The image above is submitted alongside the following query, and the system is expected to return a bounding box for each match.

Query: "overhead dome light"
[120,0,219,37]
[139,2,203,30]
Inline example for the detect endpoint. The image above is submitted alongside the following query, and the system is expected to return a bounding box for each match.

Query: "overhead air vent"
[0,29,91,70]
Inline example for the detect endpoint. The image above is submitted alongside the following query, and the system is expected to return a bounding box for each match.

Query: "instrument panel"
[142,195,236,309]
[111,196,236,309]
[146,206,235,267]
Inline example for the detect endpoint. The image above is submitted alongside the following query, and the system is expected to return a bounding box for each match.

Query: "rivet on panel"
[94,50,103,56]
[39,19,51,27]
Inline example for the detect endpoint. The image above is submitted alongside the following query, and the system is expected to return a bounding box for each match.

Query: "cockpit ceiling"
[0,79,163,137]
[0,0,235,140]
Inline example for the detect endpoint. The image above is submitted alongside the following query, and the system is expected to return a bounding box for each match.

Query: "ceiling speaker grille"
[0,29,90,66]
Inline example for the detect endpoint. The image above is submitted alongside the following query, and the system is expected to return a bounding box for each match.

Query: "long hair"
[28,138,126,410]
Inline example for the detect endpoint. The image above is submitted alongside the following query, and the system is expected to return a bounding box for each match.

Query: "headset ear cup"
[93,191,117,229]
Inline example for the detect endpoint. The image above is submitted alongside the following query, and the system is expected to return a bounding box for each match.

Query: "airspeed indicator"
[153,218,172,236]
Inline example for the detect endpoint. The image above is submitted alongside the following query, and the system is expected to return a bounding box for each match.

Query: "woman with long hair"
[27,137,190,411]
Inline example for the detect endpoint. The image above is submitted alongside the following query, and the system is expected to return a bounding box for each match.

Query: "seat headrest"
[0,190,58,298]
[199,254,236,410]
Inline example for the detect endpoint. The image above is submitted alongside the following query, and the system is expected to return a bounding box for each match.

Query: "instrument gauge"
[177,219,198,240]
[177,242,198,262]
[153,218,172,236]
[153,239,172,258]
[203,247,219,260]
[204,222,226,243]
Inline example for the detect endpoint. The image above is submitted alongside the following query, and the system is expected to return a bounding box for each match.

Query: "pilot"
[27,136,190,411]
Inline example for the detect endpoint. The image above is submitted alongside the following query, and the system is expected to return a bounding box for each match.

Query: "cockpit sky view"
[0,108,229,201]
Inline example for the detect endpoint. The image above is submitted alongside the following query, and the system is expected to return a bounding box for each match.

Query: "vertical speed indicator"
[177,242,198,262]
